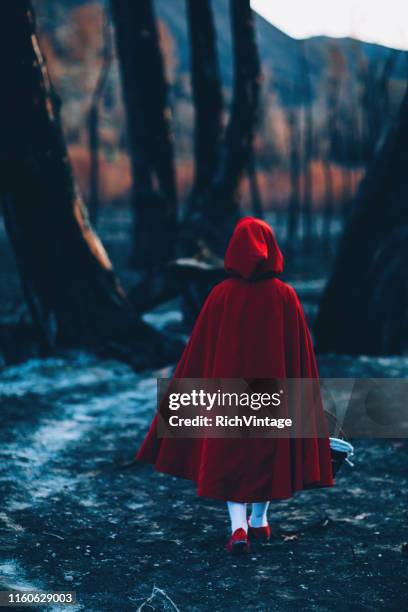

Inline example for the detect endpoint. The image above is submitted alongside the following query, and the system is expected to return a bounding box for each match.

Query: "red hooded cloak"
[136,217,334,501]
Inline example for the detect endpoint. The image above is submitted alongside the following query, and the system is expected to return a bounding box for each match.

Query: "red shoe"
[225,528,250,554]
[247,518,271,541]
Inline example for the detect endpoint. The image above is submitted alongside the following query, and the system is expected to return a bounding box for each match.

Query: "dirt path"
[1,354,407,611]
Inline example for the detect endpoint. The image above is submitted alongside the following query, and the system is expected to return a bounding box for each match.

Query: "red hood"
[224,217,284,279]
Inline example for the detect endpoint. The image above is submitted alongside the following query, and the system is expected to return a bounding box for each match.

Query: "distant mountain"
[155,0,407,101]
[37,0,408,103]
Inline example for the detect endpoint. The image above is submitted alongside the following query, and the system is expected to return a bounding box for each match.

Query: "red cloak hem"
[136,452,334,502]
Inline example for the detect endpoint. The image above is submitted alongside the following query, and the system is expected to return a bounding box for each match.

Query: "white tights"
[227,501,270,533]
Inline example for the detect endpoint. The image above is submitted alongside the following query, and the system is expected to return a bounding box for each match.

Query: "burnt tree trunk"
[193,0,261,253]
[247,150,264,219]
[299,43,314,250]
[322,67,341,252]
[357,49,400,165]
[322,160,335,250]
[213,0,261,219]
[88,3,113,225]
[110,0,177,267]
[302,114,314,249]
[286,103,301,259]
[0,1,174,367]
[315,85,408,355]
[185,0,223,211]
[340,127,354,220]
[372,49,401,148]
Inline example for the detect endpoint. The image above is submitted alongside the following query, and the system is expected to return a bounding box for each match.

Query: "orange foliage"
[68,144,363,213]
[175,160,194,199]
[69,144,132,203]
[157,19,177,83]
[68,4,104,61]
[240,160,364,211]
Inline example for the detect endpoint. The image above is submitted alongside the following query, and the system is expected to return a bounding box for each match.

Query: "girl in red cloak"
[136,217,333,554]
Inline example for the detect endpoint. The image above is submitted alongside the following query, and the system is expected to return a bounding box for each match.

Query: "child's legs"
[227,501,248,533]
[249,502,270,527]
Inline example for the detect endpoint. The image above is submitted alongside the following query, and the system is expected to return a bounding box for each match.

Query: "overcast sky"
[250,0,408,50]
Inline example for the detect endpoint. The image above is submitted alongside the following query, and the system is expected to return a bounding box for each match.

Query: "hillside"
[159,0,407,97]
[32,0,408,208]
[37,0,408,96]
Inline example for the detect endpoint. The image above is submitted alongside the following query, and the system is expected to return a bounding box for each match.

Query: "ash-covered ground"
[1,350,408,611]
[0,210,407,611]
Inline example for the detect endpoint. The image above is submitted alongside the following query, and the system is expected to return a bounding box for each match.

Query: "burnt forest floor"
[0,209,407,611]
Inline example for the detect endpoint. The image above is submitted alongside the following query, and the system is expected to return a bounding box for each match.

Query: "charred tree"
[247,149,264,219]
[110,0,177,267]
[321,159,335,250]
[185,0,223,212]
[315,85,408,355]
[174,0,261,323]
[0,1,176,367]
[371,49,401,148]
[356,46,400,163]
[339,120,354,220]
[322,51,342,251]
[285,98,301,260]
[212,0,261,227]
[88,2,113,225]
[299,43,314,250]
[190,0,261,253]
